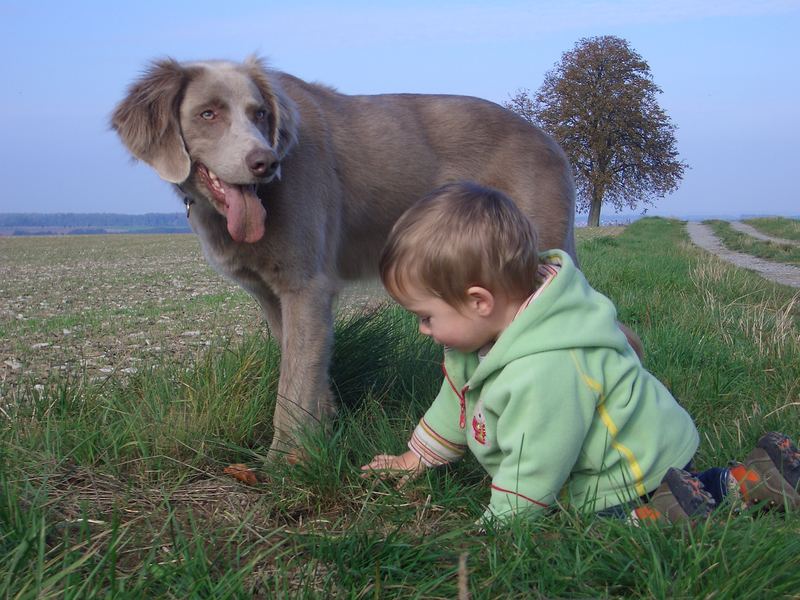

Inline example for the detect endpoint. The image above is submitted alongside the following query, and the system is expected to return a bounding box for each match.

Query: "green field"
[1,218,799,598]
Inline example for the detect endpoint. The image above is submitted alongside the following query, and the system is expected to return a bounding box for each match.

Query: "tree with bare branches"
[506,36,688,226]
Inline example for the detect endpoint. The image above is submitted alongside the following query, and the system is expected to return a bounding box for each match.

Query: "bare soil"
[0,234,385,395]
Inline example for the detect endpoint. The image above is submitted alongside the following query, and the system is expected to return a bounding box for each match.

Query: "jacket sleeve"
[483,355,598,522]
[408,376,468,467]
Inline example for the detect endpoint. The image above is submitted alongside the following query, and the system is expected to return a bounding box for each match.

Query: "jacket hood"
[451,249,630,390]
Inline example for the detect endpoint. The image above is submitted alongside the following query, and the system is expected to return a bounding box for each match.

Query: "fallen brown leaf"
[223,463,259,486]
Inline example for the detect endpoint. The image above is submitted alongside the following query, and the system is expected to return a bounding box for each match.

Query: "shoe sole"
[647,468,715,523]
[743,447,800,510]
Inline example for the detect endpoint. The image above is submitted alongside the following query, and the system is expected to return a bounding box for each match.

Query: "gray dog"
[111,56,577,459]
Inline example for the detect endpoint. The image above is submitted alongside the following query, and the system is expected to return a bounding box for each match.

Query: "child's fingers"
[360,455,401,478]
[396,464,425,488]
[361,454,395,470]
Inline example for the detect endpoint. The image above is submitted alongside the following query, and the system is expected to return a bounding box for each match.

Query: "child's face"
[398,285,501,353]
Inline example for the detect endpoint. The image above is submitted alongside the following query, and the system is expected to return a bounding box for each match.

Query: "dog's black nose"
[246,149,275,177]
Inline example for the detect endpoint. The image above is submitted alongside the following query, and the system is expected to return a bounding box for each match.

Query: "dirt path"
[685,222,800,288]
[730,221,800,246]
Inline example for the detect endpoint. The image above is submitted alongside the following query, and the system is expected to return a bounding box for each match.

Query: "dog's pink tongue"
[222,183,266,243]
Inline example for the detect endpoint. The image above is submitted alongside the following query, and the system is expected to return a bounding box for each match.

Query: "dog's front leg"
[268,276,338,460]
[247,281,283,347]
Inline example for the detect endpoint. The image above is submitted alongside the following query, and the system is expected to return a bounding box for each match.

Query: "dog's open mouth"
[196,164,266,244]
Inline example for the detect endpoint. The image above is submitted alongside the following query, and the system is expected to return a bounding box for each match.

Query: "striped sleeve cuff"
[408,418,467,467]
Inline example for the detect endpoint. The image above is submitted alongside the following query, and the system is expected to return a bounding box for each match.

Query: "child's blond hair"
[380,181,540,309]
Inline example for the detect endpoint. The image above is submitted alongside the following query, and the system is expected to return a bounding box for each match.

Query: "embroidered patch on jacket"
[472,404,488,446]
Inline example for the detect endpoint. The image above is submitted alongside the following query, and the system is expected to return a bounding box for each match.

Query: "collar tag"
[183,197,195,218]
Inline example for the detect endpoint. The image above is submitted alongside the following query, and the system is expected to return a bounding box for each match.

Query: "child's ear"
[466,286,495,317]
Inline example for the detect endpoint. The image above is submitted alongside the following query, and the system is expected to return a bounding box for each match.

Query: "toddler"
[361,181,799,525]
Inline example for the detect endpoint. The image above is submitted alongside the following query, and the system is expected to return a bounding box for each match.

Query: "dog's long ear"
[111,59,192,183]
[244,55,299,160]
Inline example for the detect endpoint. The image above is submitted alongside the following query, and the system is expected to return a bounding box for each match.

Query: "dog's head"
[111,56,299,243]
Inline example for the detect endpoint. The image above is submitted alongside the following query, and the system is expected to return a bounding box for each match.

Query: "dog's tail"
[618,321,644,360]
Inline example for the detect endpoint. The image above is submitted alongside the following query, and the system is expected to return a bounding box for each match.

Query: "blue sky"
[1,0,798,219]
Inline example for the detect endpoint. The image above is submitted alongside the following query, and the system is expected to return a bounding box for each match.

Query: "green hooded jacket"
[408,250,699,521]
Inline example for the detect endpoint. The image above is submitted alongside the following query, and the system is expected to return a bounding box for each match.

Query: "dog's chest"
[189,215,273,283]
[202,234,265,277]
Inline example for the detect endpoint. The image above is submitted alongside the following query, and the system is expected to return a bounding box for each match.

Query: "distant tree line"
[0,213,188,228]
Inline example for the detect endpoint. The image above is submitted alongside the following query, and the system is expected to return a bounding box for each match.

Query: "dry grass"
[575,225,626,241]
[689,257,800,359]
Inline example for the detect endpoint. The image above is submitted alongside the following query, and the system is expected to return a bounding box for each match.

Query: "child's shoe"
[728,431,800,511]
[630,468,716,524]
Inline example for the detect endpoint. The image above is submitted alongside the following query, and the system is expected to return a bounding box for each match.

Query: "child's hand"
[361,450,427,487]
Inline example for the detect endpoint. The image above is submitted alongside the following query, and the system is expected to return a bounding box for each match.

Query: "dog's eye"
[255,109,267,121]
[200,110,216,120]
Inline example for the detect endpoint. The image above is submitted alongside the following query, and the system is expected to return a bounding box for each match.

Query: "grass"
[1,218,799,598]
[706,219,800,266]
[743,217,800,242]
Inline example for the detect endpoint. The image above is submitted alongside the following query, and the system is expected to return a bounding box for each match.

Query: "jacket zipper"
[441,362,469,429]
